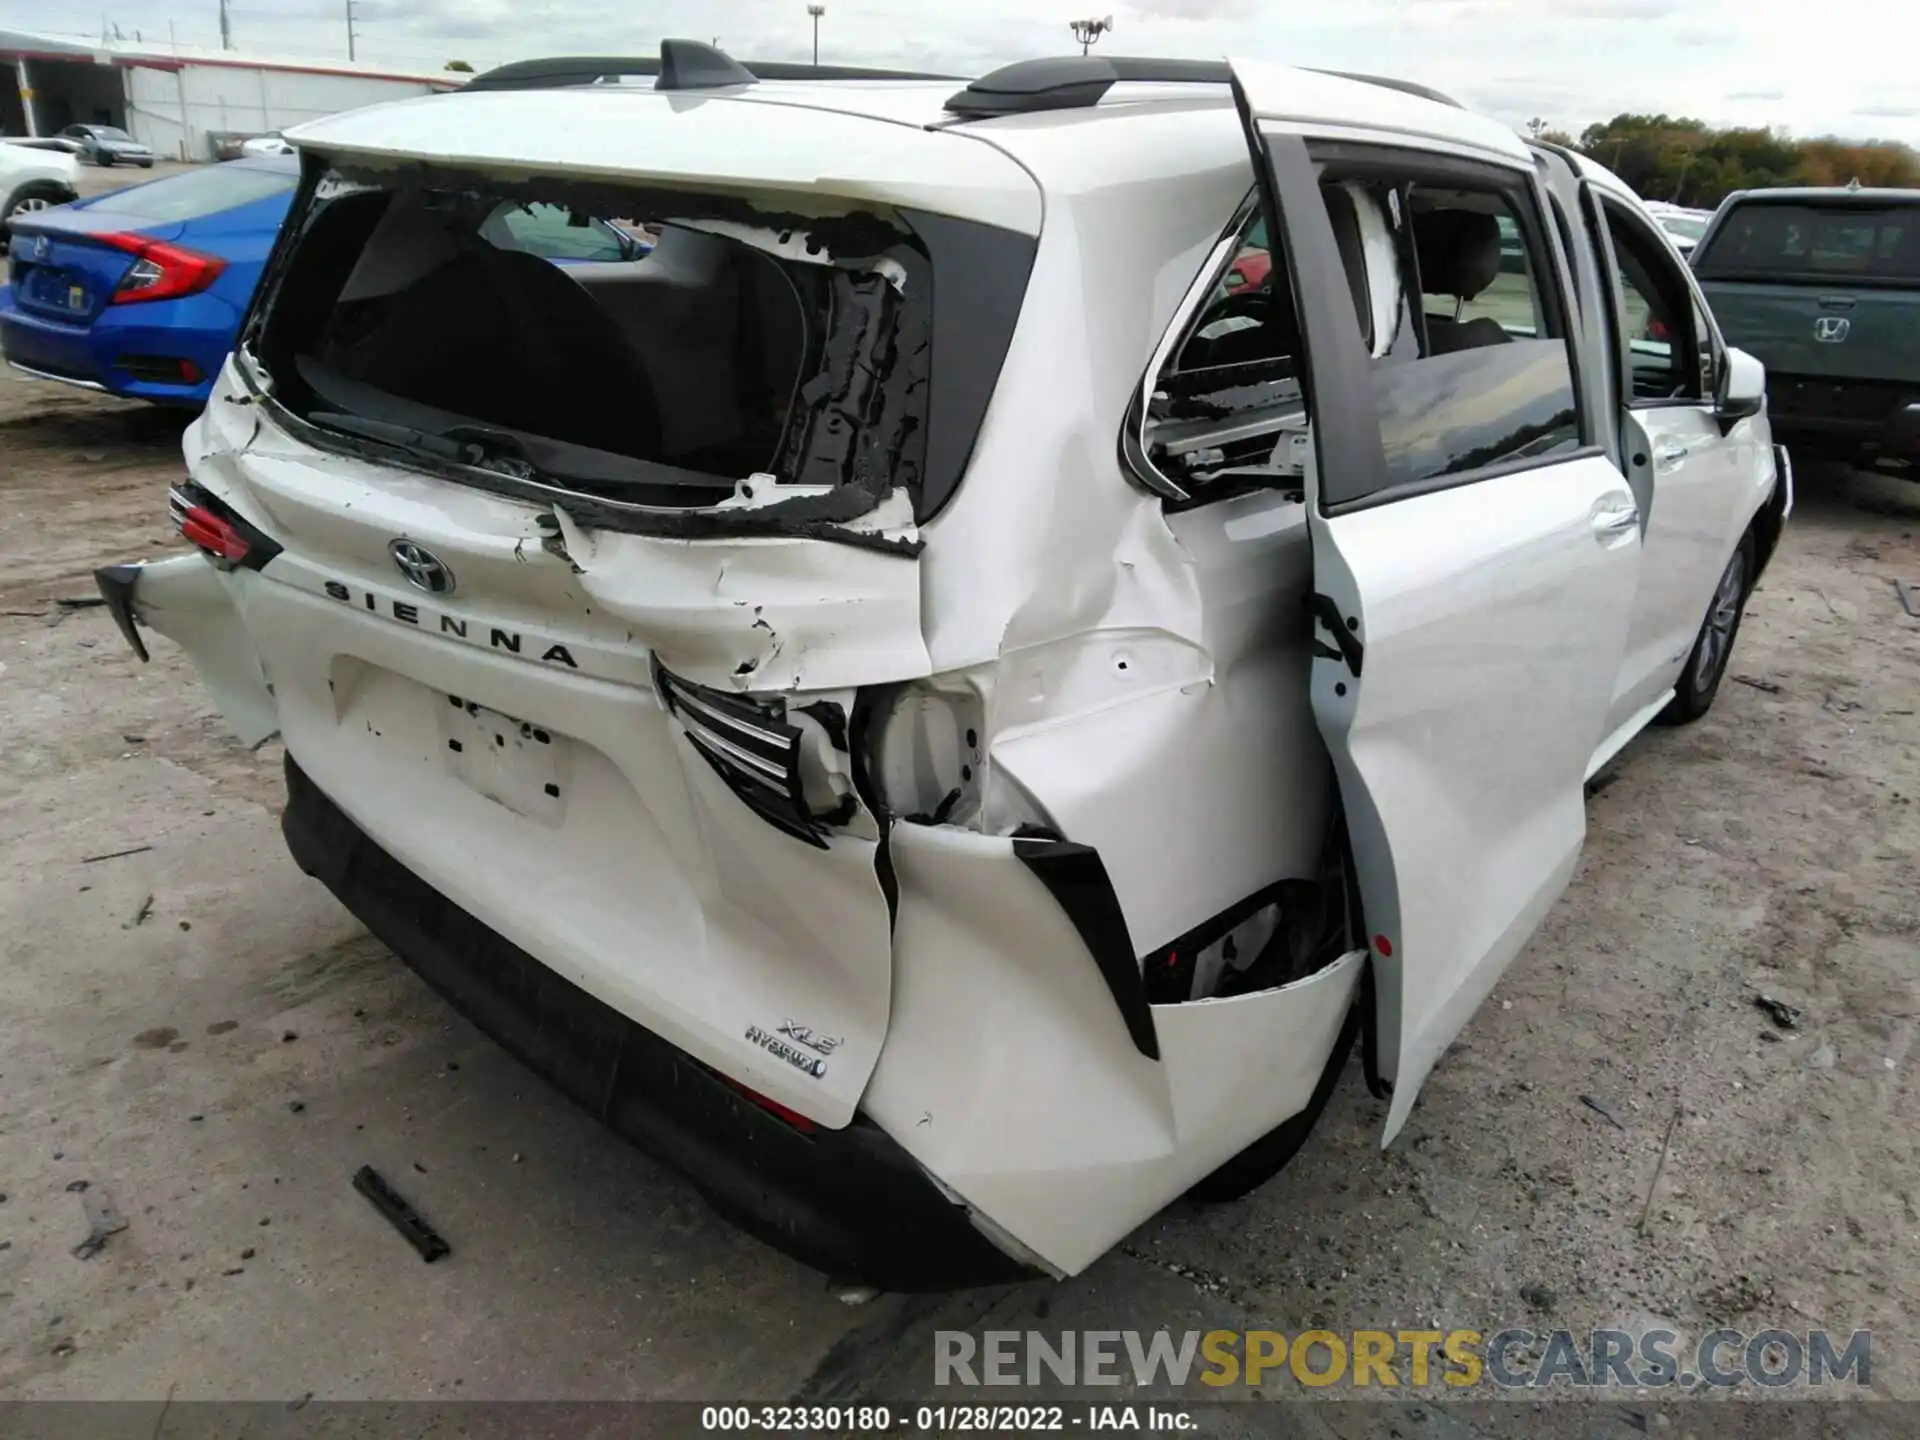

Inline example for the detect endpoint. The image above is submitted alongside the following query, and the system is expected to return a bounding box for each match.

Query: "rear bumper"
[280,751,1036,1292]
[1767,374,1920,456]
[0,294,224,405]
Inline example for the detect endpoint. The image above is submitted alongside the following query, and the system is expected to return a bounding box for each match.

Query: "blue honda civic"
[0,156,299,406]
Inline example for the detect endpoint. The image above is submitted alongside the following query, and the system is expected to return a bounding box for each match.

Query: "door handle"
[1655,442,1689,470]
[1590,496,1639,542]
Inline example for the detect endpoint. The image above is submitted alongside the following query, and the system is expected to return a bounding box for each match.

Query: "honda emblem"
[1814,316,1851,344]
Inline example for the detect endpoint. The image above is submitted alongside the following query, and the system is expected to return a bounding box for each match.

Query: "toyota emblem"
[389,540,455,595]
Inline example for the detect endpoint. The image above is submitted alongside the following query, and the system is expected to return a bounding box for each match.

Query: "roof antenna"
[656,38,758,91]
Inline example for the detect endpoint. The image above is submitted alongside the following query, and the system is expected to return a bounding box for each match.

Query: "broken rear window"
[243,165,1037,528]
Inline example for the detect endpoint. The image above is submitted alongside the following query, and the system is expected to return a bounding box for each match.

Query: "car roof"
[287,58,1523,233]
[1723,185,1920,205]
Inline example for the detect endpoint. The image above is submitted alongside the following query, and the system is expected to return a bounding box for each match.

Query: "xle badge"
[746,1025,829,1078]
[778,1020,842,1056]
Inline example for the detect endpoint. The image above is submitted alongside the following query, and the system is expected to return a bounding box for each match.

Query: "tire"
[138,159,154,168]
[1657,531,1754,726]
[1,182,76,243]
[1184,999,1361,1202]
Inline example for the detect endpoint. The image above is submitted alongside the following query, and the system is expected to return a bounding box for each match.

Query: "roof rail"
[943,55,1462,118]
[465,43,958,93]
[945,57,1229,116]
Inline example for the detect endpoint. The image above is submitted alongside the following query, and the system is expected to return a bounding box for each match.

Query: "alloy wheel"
[1693,547,1748,691]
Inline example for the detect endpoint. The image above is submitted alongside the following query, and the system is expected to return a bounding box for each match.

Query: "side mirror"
[1717,345,1765,426]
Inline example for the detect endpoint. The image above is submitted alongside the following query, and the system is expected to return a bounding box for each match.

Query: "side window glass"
[1323,173,1582,504]
[1138,205,1312,499]
[1601,204,1702,404]
[1136,185,1384,503]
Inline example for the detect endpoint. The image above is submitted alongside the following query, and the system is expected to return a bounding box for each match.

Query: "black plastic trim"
[1011,838,1159,1062]
[946,56,1460,117]
[280,754,1034,1292]
[92,564,148,663]
[899,209,1038,521]
[466,53,958,92]
[1307,592,1364,676]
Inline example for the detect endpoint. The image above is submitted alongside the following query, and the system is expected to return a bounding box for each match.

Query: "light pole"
[807,4,825,66]
[1068,15,1112,55]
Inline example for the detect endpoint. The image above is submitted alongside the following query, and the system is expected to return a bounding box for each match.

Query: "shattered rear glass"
[242,163,1033,535]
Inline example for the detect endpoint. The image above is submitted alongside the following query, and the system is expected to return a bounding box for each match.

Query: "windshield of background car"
[1694,201,1920,283]
[1662,215,1708,242]
[243,165,1036,524]
[99,165,296,223]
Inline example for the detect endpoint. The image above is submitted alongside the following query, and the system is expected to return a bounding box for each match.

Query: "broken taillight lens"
[652,661,845,848]
[168,482,282,571]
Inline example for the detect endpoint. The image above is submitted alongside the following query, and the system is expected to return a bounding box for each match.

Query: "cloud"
[5,0,1912,145]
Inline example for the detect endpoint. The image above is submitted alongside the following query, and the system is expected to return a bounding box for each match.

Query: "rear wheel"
[1,183,75,243]
[1657,532,1753,726]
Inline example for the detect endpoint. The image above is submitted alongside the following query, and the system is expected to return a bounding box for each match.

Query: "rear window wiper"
[310,410,487,465]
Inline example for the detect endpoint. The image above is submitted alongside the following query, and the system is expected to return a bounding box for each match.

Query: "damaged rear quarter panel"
[865,819,1366,1275]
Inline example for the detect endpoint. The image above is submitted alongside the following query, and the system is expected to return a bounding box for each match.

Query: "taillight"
[652,661,853,848]
[94,231,226,305]
[168,482,282,570]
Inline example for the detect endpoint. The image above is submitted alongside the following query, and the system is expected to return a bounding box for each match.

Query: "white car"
[95,44,1789,1290]
[1643,199,1714,253]
[240,132,296,157]
[0,139,80,239]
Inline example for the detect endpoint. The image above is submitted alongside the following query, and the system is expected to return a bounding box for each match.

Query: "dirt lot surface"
[1,354,1917,1429]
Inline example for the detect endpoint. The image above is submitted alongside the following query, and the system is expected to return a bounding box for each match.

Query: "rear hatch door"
[181,98,1040,1127]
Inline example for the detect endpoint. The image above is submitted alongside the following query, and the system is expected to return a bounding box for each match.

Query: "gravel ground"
[0,357,1916,1426]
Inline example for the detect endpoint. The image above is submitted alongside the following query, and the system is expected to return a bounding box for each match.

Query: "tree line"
[1528,114,1920,208]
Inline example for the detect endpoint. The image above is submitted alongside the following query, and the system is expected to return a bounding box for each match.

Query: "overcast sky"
[11,0,1917,147]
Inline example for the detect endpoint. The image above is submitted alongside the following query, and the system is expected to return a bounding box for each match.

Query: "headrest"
[1414,208,1502,301]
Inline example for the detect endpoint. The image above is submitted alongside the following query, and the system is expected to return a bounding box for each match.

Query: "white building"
[2,28,464,161]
